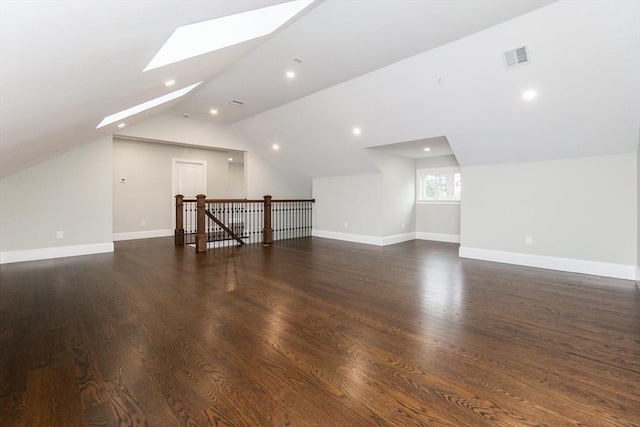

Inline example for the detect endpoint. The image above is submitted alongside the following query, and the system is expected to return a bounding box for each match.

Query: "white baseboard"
[459,246,637,281]
[312,230,418,247]
[113,229,173,241]
[382,232,417,246]
[0,242,114,265]
[312,229,385,246]
[416,232,460,244]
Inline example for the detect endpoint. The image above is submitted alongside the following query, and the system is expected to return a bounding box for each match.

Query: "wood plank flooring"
[1,237,638,426]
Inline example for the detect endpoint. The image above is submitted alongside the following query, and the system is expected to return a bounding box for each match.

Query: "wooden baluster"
[263,194,273,245]
[175,195,184,245]
[196,194,207,252]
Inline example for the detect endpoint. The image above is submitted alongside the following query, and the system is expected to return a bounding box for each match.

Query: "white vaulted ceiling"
[0,0,295,177]
[1,0,638,181]
[231,0,640,179]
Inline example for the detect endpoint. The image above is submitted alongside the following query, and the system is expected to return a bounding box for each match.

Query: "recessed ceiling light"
[228,157,233,162]
[164,79,175,87]
[423,147,431,152]
[96,82,201,128]
[210,109,218,115]
[144,0,315,71]
[272,144,280,150]
[286,71,296,79]
[353,127,361,135]
[523,89,537,100]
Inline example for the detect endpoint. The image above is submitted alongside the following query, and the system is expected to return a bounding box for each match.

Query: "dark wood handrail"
[205,198,263,203]
[181,198,259,203]
[204,210,245,246]
[182,198,316,203]
[272,199,316,203]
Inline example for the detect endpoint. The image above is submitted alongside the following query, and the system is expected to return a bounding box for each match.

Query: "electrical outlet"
[525,236,533,246]
[343,221,348,229]
[401,222,405,229]
[141,220,146,227]
[56,231,63,239]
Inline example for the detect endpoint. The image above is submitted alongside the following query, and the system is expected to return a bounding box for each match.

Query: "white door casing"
[172,159,206,228]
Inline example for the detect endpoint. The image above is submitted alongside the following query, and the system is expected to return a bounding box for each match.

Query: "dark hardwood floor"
[0,237,638,426]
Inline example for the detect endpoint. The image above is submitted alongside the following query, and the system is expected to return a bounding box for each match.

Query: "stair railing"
[175,194,314,252]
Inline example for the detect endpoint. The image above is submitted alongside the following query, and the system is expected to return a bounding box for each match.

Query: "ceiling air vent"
[502,44,530,69]
[229,99,245,107]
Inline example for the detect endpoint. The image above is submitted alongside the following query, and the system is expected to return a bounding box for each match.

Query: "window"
[416,167,461,202]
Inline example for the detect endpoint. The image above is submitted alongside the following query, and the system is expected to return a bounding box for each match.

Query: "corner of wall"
[636,133,640,284]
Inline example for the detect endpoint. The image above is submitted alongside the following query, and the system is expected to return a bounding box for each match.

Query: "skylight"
[96,82,201,128]
[144,0,315,71]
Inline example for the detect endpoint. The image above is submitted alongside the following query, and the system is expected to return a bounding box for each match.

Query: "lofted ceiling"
[174,0,557,124]
[1,0,638,182]
[231,0,640,179]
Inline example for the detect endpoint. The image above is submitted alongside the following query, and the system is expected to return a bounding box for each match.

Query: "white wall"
[460,153,637,279]
[0,137,113,263]
[245,151,306,199]
[0,114,306,262]
[119,113,249,150]
[312,151,416,246]
[113,138,242,237]
[119,114,307,198]
[416,204,460,237]
[415,155,461,242]
[312,174,383,244]
[416,155,459,169]
[637,137,640,281]
[312,151,465,246]
[367,150,416,238]
[228,162,245,199]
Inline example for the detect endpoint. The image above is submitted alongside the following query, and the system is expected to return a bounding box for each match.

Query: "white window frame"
[416,166,461,204]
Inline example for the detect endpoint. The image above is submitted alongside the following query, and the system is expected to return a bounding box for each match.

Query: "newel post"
[175,194,184,245]
[263,194,273,245]
[196,194,207,253]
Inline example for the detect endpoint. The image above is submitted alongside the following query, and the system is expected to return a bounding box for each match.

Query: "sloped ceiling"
[1,0,638,181]
[231,0,640,179]
[0,0,296,177]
